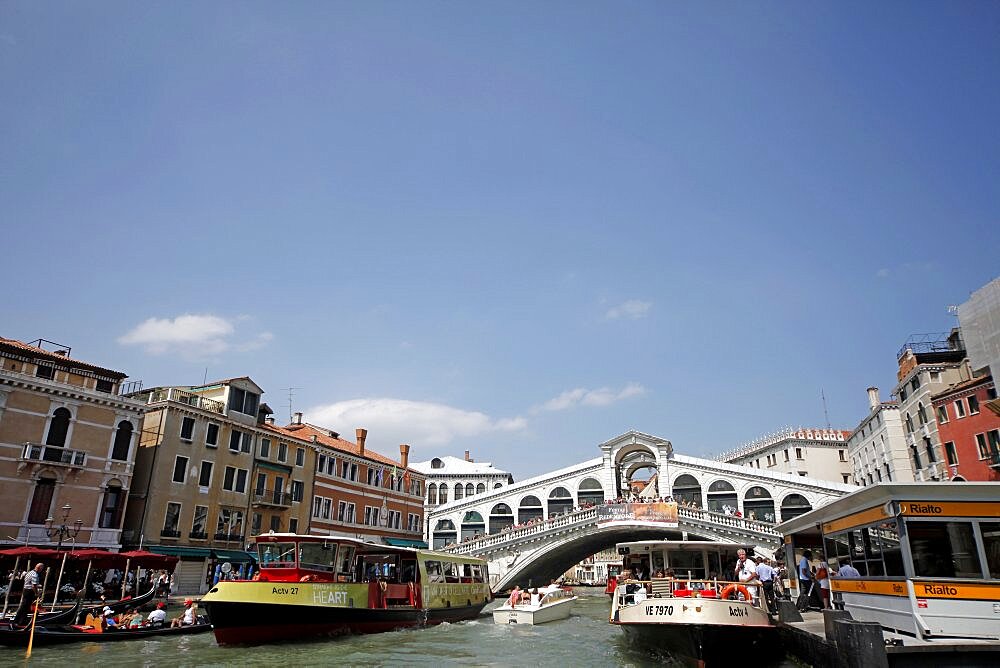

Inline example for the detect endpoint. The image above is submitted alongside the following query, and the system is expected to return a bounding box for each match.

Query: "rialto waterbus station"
[775,483,1000,667]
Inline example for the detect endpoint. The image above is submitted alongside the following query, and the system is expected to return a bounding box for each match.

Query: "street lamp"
[45,504,83,549]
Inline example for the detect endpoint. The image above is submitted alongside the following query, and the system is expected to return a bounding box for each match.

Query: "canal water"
[8,589,796,666]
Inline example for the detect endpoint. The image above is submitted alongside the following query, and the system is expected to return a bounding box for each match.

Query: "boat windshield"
[299,542,338,572]
[259,542,297,568]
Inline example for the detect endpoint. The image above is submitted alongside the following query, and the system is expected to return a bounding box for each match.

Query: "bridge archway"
[706,480,737,513]
[518,495,543,523]
[577,477,604,506]
[461,511,485,541]
[743,486,775,522]
[673,474,702,507]
[432,519,456,549]
[489,503,514,533]
[547,487,573,517]
[780,493,812,520]
[614,445,659,498]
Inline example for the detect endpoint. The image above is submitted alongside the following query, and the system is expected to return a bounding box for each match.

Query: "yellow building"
[123,377,315,594]
[0,337,145,550]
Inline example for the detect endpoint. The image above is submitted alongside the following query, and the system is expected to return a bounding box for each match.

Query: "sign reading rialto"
[597,502,679,527]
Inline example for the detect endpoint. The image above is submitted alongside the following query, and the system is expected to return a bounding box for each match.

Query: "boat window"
[981,523,1000,578]
[667,549,705,579]
[338,546,355,575]
[650,550,665,573]
[878,521,905,576]
[908,521,982,579]
[258,542,297,568]
[358,553,398,581]
[299,542,337,572]
[443,561,460,583]
[462,563,474,581]
[425,560,444,583]
[470,564,483,583]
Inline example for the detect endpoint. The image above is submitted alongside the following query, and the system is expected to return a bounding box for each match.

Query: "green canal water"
[9,589,796,667]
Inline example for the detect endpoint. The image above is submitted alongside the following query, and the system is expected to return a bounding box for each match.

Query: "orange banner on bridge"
[597,502,678,526]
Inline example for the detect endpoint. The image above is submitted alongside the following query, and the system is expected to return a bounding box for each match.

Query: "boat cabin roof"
[775,482,1000,537]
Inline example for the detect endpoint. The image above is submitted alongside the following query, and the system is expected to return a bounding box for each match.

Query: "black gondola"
[0,596,83,629]
[0,621,211,647]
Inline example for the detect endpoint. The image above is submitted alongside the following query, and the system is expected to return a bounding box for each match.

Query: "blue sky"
[2,2,998,479]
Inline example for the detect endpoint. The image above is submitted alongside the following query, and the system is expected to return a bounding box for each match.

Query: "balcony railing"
[189,530,208,540]
[214,532,244,542]
[142,387,224,414]
[161,528,181,538]
[21,443,87,467]
[252,489,293,508]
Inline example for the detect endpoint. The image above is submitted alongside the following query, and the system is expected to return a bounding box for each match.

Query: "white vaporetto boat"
[493,584,577,625]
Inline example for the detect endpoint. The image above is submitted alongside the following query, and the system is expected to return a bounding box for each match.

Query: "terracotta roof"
[931,374,993,401]
[275,422,416,471]
[0,337,127,379]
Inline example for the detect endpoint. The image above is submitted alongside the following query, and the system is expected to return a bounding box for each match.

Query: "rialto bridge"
[430,431,856,589]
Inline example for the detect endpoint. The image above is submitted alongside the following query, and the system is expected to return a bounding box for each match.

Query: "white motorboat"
[493,584,577,625]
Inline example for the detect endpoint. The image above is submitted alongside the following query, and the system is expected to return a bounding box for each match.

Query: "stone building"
[846,387,914,486]
[0,337,144,550]
[410,451,514,509]
[932,374,1000,481]
[718,427,854,485]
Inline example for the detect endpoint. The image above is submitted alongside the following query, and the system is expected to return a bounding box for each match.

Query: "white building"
[891,330,969,481]
[411,450,513,510]
[847,387,914,485]
[718,427,853,485]
[959,276,1000,383]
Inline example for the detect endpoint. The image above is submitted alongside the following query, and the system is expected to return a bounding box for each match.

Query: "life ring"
[720,584,750,601]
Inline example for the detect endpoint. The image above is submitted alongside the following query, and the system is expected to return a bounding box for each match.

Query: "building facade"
[959,276,1000,384]
[0,337,144,550]
[718,427,854,485]
[123,377,315,593]
[891,330,969,481]
[283,418,427,546]
[846,387,914,486]
[931,375,1000,481]
[411,451,514,508]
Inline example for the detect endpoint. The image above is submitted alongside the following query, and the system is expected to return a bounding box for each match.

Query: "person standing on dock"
[755,559,777,611]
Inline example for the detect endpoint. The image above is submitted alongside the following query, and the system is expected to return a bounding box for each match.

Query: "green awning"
[255,460,292,474]
[383,538,428,549]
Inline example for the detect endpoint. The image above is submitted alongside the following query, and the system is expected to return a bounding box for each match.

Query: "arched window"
[489,502,515,534]
[518,495,543,524]
[780,493,812,520]
[706,479,738,514]
[427,483,438,505]
[438,484,449,504]
[99,481,125,528]
[432,519,457,549]
[45,408,72,447]
[431,458,444,469]
[577,478,604,506]
[544,486,571,518]
[494,482,503,489]
[465,483,474,497]
[454,484,464,500]
[673,474,702,507]
[742,486,775,522]
[111,421,133,461]
[461,511,485,540]
[476,483,486,494]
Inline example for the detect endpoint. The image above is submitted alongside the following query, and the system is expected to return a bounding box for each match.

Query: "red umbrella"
[68,549,125,568]
[117,550,179,569]
[0,546,62,559]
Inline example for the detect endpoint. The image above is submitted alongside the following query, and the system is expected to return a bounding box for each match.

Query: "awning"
[256,461,292,474]
[383,538,428,549]
[148,546,257,563]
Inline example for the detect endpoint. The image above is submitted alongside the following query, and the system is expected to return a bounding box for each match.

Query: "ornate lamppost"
[45,504,83,549]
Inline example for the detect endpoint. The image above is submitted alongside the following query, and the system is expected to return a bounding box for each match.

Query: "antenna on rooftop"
[280,387,300,423]
[821,389,831,430]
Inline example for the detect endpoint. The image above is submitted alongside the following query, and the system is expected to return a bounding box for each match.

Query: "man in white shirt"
[13,563,45,625]
[147,602,168,625]
[734,549,758,602]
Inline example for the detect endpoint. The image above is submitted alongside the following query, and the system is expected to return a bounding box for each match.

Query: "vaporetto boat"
[609,540,779,665]
[200,533,491,645]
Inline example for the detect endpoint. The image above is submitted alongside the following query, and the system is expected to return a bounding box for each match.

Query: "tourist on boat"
[147,602,167,626]
[508,586,521,607]
[171,599,197,627]
[103,607,119,629]
[128,608,144,628]
[733,549,758,602]
[834,558,860,578]
[12,562,44,626]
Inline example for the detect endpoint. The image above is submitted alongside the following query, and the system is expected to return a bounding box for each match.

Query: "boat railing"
[614,577,767,610]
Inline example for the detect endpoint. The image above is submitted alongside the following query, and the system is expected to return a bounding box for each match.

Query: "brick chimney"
[399,443,410,469]
[356,428,367,457]
[292,412,303,425]
[867,387,880,411]
[464,450,471,462]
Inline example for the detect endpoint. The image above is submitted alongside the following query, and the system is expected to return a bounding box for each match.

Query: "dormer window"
[431,458,443,469]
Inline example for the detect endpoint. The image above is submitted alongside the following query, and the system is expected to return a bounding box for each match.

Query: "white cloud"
[875,268,890,278]
[119,314,272,357]
[306,398,526,447]
[605,299,652,320]
[534,383,645,413]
